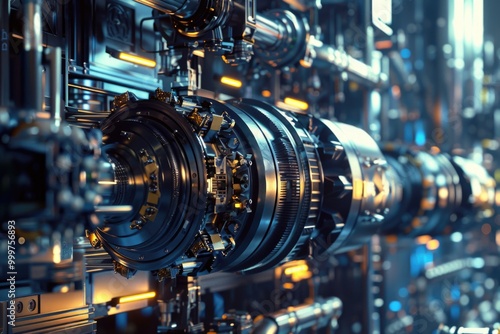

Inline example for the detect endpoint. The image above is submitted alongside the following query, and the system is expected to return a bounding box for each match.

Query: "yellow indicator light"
[234,202,242,209]
[118,291,156,304]
[284,263,309,276]
[220,76,243,88]
[352,179,363,200]
[283,97,309,111]
[262,90,272,98]
[438,187,449,200]
[291,271,312,282]
[97,181,116,186]
[98,180,117,185]
[118,52,156,68]
[426,239,440,251]
[53,244,61,264]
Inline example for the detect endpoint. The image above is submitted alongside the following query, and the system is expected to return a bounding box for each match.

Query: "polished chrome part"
[254,10,309,68]
[88,94,398,275]
[381,146,495,235]
[85,92,496,278]
[23,0,43,111]
[46,47,62,125]
[452,156,495,219]
[252,297,343,334]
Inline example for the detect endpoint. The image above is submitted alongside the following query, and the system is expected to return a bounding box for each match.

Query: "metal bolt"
[16,301,23,313]
[145,207,156,216]
[28,299,36,312]
[85,230,102,249]
[130,220,142,230]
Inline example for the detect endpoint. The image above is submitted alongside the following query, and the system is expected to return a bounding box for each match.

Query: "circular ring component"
[215,99,317,272]
[310,119,399,254]
[254,10,309,68]
[382,146,463,235]
[96,99,208,271]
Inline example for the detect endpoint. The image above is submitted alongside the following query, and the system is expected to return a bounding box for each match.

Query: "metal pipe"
[24,0,43,111]
[0,0,9,110]
[47,47,62,124]
[253,10,308,68]
[134,0,200,18]
[254,14,284,49]
[252,297,343,334]
[253,11,385,86]
[313,43,383,85]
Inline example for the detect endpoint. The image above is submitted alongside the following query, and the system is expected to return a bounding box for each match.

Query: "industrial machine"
[1,0,499,333]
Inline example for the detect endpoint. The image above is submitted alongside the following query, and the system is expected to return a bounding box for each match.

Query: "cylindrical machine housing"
[85,93,495,278]
[90,93,398,276]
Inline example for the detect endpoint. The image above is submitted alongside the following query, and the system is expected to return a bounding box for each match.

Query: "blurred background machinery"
[1,0,500,333]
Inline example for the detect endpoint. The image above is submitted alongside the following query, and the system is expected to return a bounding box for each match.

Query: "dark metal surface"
[135,0,201,18]
[0,0,498,333]
[0,0,9,110]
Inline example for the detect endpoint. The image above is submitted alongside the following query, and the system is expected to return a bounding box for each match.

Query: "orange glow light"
[391,85,401,99]
[416,235,432,245]
[375,40,393,50]
[482,223,492,235]
[262,90,272,98]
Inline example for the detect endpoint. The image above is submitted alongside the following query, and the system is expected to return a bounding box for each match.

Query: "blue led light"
[116,312,128,330]
[398,287,409,298]
[451,285,460,301]
[450,304,460,320]
[404,123,413,143]
[401,48,411,59]
[410,245,433,277]
[415,120,426,146]
[141,306,153,316]
[389,300,402,312]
